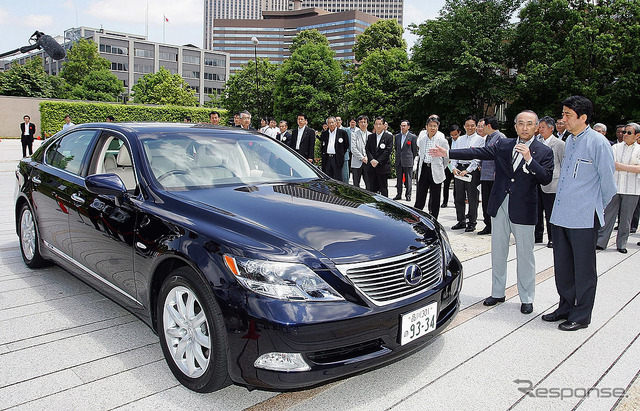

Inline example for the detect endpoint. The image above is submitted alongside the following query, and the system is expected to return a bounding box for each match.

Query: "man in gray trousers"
[431,110,553,314]
[393,120,418,201]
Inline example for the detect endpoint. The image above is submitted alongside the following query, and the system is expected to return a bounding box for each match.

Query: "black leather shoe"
[477,227,491,235]
[614,225,618,230]
[405,196,411,202]
[465,225,476,232]
[520,303,533,314]
[596,245,604,250]
[617,248,628,254]
[541,311,568,322]
[558,320,588,331]
[451,222,466,230]
[547,241,553,248]
[393,195,402,200]
[535,238,544,244]
[441,203,447,208]
[631,228,637,233]
[483,296,505,306]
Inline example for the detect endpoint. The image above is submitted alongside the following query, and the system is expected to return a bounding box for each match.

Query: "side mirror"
[85,173,127,198]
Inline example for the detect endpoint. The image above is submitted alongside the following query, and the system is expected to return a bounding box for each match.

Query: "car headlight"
[223,255,344,302]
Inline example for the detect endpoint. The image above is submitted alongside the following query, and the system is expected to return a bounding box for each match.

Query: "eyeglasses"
[625,131,636,135]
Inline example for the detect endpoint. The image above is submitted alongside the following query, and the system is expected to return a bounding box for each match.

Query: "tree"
[71,69,124,102]
[353,19,407,62]
[274,30,343,129]
[0,57,62,98]
[60,38,110,86]
[509,0,640,128]
[408,0,521,128]
[131,66,198,106]
[222,58,278,120]
[289,29,330,53]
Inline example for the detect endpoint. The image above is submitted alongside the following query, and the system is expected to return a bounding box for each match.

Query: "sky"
[0,0,447,58]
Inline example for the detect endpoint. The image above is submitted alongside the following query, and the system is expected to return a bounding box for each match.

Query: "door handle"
[32,176,41,184]
[71,193,85,205]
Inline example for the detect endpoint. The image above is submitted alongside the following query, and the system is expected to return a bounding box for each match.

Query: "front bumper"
[222,256,463,390]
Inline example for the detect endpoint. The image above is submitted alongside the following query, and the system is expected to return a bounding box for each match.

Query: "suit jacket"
[541,136,565,194]
[450,138,554,225]
[416,131,449,184]
[276,130,291,145]
[394,132,418,168]
[366,131,394,175]
[350,128,368,169]
[290,127,316,160]
[320,128,349,168]
[20,122,36,142]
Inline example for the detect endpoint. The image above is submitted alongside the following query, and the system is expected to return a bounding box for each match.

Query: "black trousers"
[395,165,413,198]
[323,154,343,180]
[414,164,441,219]
[480,180,493,228]
[442,167,453,205]
[535,189,556,242]
[351,167,367,188]
[21,137,33,157]
[453,168,480,225]
[631,198,640,231]
[551,216,600,325]
[368,169,389,197]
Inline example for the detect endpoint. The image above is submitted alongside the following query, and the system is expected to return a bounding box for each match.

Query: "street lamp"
[251,36,260,123]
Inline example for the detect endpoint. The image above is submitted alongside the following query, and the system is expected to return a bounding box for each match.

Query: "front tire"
[157,267,230,392]
[18,203,49,268]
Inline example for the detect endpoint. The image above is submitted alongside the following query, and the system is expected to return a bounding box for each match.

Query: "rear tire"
[157,267,231,392]
[18,203,49,268]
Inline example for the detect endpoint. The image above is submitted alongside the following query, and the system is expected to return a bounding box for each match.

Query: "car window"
[140,131,319,191]
[45,130,96,175]
[88,134,137,191]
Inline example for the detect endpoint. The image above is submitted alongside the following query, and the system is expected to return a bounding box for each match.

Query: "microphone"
[17,32,66,60]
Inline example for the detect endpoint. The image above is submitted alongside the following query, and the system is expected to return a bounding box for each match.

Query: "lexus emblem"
[403,264,423,286]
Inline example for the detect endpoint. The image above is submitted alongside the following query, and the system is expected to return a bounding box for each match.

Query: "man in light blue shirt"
[543,96,616,331]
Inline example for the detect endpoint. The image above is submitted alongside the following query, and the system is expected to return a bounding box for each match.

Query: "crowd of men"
[224,95,638,333]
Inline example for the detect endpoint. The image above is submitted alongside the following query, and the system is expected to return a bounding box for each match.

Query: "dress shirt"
[24,124,30,135]
[612,141,640,195]
[327,129,337,154]
[512,138,534,171]
[550,126,617,228]
[263,126,278,138]
[296,126,306,150]
[62,122,75,130]
[376,133,383,146]
[417,130,438,163]
[451,132,484,171]
[479,130,505,181]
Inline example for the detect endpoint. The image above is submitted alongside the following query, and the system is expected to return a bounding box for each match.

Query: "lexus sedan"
[15,123,462,392]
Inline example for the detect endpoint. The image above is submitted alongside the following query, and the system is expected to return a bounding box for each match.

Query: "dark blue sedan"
[14,123,462,392]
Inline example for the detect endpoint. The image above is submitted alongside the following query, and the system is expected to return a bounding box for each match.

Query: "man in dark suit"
[431,110,553,314]
[290,113,316,163]
[319,116,350,180]
[393,120,418,201]
[366,116,394,197]
[20,115,36,157]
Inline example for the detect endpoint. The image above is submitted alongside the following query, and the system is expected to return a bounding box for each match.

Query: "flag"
[164,15,169,23]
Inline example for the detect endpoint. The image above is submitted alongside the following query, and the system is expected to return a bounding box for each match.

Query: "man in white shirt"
[350,115,369,189]
[320,116,349,180]
[451,115,485,232]
[597,122,640,253]
[62,115,75,131]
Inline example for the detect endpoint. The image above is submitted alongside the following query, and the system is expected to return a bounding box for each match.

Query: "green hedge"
[39,101,226,137]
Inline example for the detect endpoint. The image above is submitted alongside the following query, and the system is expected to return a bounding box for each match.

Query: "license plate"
[400,302,437,345]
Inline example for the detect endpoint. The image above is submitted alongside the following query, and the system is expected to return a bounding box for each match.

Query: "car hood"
[171,180,439,264]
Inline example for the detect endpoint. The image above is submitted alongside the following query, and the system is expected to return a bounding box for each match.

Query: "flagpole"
[145,2,148,38]
[163,14,166,43]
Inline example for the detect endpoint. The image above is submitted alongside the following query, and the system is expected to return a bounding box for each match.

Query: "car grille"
[335,245,443,306]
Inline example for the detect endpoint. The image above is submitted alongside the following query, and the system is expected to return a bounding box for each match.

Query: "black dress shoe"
[441,203,447,208]
[541,311,568,322]
[617,248,628,254]
[465,225,476,232]
[477,227,491,235]
[451,222,466,230]
[393,195,402,200]
[535,238,544,244]
[637,241,640,246]
[558,320,588,331]
[547,241,553,248]
[520,303,533,314]
[614,225,618,230]
[596,245,604,250]
[405,196,411,202]
[631,228,637,233]
[483,296,505,306]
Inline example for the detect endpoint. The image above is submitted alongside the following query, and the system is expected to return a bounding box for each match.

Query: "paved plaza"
[0,138,639,410]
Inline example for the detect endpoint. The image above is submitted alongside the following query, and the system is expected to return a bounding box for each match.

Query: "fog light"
[254,352,310,372]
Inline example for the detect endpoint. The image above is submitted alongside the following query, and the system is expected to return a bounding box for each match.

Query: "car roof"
[72,122,259,136]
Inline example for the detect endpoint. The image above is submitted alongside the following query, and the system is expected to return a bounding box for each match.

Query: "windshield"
[140,131,320,190]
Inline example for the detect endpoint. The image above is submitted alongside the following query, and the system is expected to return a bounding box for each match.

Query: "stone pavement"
[0,138,639,410]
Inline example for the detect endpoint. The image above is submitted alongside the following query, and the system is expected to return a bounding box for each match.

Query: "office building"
[210,8,378,73]
[3,27,230,105]
[204,0,402,49]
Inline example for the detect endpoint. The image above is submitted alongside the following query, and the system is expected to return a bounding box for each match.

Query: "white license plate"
[400,302,438,345]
